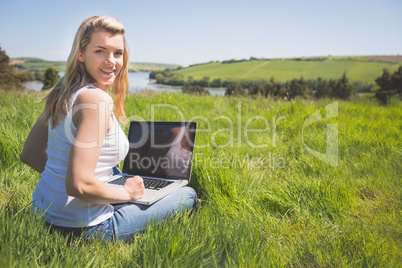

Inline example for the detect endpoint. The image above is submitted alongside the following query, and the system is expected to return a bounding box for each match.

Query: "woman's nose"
[105,53,116,65]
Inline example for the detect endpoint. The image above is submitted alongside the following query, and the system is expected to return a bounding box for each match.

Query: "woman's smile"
[100,68,116,75]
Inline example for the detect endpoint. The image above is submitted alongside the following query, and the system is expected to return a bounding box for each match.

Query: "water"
[21,81,44,91]
[23,72,225,96]
[128,72,182,94]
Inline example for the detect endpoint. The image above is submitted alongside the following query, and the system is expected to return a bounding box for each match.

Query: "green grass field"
[11,58,179,73]
[1,90,401,267]
[174,58,402,84]
[11,58,67,72]
[130,62,180,72]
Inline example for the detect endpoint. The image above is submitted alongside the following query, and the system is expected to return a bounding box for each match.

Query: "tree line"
[225,73,357,100]
[151,67,401,102]
[0,47,60,91]
[185,55,399,68]
[151,69,363,100]
[0,47,29,90]
[1,47,400,103]
[374,67,402,104]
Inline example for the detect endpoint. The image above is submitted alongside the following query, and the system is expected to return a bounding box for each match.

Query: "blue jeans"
[52,167,198,242]
[82,187,197,242]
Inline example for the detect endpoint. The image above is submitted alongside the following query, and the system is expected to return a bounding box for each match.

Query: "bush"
[375,66,402,104]
[42,67,60,90]
[14,70,34,83]
[225,81,246,96]
[286,76,310,100]
[182,83,210,95]
[0,47,22,91]
[331,72,356,100]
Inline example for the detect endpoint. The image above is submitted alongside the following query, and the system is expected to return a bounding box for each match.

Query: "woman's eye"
[95,50,104,53]
[115,52,123,56]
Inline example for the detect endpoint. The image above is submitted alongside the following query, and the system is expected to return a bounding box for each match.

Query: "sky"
[0,0,401,67]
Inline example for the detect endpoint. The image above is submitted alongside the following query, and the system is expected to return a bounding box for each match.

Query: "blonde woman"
[20,15,197,242]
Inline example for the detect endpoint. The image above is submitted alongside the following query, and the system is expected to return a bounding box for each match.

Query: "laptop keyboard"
[144,178,174,190]
[108,176,174,190]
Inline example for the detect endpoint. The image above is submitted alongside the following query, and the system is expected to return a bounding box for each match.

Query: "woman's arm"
[20,111,48,173]
[65,89,144,204]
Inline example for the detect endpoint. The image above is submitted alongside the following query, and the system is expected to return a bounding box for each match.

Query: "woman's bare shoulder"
[76,88,113,103]
[71,88,114,127]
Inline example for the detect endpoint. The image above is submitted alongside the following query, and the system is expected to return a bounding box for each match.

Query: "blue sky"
[0,0,401,66]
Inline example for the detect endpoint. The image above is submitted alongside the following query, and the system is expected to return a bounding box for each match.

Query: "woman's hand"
[124,176,145,200]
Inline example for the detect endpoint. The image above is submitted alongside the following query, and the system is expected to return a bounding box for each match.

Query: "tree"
[225,81,246,96]
[287,76,309,99]
[210,78,222,87]
[315,78,330,98]
[166,74,184,86]
[332,72,355,100]
[375,69,392,92]
[187,76,195,85]
[250,81,265,96]
[34,71,44,81]
[199,76,210,87]
[267,77,282,98]
[14,70,33,83]
[0,46,21,90]
[155,73,164,84]
[391,66,402,95]
[42,67,60,90]
[375,68,401,104]
[182,83,209,95]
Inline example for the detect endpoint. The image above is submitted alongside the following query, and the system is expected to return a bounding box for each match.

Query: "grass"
[22,61,67,73]
[174,58,401,84]
[0,90,401,267]
[11,57,179,73]
[130,62,180,72]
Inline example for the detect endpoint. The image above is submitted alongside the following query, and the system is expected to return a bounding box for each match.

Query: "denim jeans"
[82,186,197,242]
[52,167,198,242]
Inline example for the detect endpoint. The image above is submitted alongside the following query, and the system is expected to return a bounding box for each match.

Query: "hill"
[10,57,179,72]
[130,62,180,72]
[173,56,402,84]
[10,58,66,72]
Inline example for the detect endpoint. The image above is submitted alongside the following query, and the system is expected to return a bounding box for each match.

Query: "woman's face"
[78,30,124,91]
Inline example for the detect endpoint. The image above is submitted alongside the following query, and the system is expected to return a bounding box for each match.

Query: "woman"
[20,15,197,242]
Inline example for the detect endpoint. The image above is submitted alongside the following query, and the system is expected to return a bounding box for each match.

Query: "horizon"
[1,0,401,67]
[9,54,402,68]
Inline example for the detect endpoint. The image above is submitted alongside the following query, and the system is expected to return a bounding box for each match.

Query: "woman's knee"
[178,187,198,208]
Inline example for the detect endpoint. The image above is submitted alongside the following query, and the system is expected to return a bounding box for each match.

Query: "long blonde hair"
[43,15,129,128]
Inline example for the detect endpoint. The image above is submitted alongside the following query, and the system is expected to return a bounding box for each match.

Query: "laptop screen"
[122,121,197,180]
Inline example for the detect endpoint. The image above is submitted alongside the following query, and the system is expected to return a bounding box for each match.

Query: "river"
[22,72,226,96]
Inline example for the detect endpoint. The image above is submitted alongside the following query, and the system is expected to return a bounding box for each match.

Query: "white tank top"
[32,85,129,227]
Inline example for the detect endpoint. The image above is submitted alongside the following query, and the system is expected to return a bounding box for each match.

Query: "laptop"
[106,121,197,205]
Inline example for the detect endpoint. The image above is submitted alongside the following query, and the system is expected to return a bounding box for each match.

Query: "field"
[1,90,401,267]
[10,58,179,73]
[10,58,67,72]
[130,62,180,72]
[174,57,402,84]
[11,56,402,85]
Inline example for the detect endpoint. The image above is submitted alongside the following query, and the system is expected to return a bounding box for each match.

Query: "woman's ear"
[78,50,84,62]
